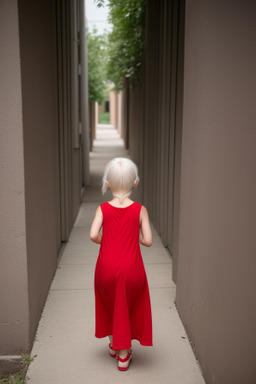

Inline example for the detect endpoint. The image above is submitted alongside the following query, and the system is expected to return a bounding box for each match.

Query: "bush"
[0,355,36,384]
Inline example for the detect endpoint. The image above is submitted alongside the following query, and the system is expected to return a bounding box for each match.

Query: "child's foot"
[109,343,117,358]
[117,350,132,371]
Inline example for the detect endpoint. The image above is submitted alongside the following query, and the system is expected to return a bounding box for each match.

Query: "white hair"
[102,157,139,202]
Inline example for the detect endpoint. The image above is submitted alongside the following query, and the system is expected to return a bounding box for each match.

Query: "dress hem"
[95,333,153,349]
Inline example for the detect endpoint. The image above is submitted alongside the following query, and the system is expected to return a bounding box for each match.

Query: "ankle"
[118,349,128,359]
[108,335,113,347]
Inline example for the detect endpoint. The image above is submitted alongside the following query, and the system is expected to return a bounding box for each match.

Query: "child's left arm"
[90,206,103,244]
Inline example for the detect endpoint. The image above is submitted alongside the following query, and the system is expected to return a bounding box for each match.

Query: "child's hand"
[90,206,103,244]
[140,206,152,247]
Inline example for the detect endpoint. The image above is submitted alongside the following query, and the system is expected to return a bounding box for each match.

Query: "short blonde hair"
[102,157,139,201]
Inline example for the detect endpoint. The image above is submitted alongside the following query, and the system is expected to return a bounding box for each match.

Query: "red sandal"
[117,351,132,371]
[109,343,117,358]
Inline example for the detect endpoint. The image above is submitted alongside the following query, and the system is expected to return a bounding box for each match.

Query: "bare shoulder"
[140,205,149,221]
[95,205,102,217]
[140,205,149,215]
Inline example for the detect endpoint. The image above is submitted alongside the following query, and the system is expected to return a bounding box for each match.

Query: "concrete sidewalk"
[27,125,205,383]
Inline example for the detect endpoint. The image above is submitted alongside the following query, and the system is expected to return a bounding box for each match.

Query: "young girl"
[90,157,153,371]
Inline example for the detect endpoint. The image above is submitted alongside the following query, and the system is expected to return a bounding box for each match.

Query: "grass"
[99,111,110,124]
[0,355,36,384]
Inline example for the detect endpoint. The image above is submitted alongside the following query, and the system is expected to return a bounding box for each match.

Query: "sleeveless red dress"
[94,202,153,350]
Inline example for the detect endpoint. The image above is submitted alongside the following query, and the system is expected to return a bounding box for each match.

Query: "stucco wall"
[110,91,117,128]
[18,0,61,343]
[176,1,256,383]
[128,86,144,204]
[0,0,29,357]
[131,0,183,252]
[0,0,88,371]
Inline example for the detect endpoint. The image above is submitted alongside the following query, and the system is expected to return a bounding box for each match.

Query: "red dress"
[94,201,153,350]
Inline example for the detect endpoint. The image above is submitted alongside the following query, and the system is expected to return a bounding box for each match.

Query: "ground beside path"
[27,125,205,383]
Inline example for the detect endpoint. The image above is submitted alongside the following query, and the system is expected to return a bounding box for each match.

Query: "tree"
[87,29,108,105]
[95,0,146,91]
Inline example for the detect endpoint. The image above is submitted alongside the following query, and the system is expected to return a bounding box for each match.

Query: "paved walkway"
[27,125,205,384]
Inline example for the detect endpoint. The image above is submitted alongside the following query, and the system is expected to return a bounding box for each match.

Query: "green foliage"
[95,0,146,91]
[0,354,36,384]
[87,29,108,104]
[107,0,146,90]
[99,112,110,124]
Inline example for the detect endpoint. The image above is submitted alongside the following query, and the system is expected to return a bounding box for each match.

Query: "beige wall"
[89,101,96,149]
[98,103,104,119]
[0,0,89,373]
[176,1,256,383]
[128,85,144,203]
[79,0,90,187]
[127,0,183,251]
[0,0,30,361]
[121,79,129,148]
[18,0,61,344]
[127,0,256,382]
[110,91,117,128]
[117,92,122,135]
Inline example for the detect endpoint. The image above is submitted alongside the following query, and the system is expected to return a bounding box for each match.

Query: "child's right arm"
[90,206,103,244]
[140,206,153,247]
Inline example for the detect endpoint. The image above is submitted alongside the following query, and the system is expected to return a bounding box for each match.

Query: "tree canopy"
[94,0,146,91]
[87,29,108,104]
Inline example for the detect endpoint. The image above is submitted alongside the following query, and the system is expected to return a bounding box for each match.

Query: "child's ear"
[105,181,110,189]
[132,179,138,189]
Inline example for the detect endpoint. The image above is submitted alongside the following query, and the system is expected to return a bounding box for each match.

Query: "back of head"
[102,158,139,202]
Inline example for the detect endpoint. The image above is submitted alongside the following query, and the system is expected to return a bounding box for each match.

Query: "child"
[90,157,153,371]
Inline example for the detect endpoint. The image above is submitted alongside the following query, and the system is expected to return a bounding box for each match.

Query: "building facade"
[0,0,90,373]
[126,0,256,383]
[1,0,256,382]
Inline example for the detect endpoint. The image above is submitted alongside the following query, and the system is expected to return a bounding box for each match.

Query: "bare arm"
[140,206,153,247]
[90,206,103,244]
